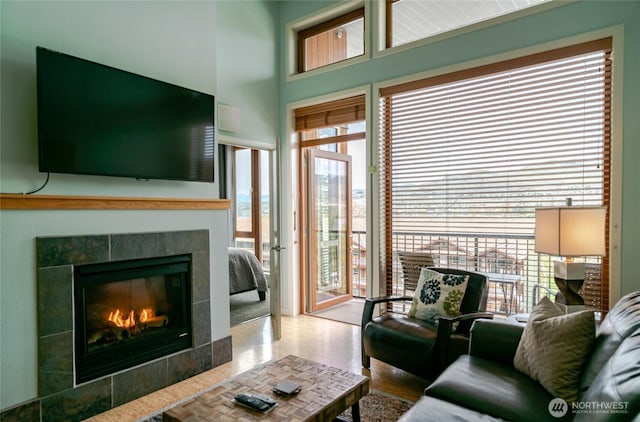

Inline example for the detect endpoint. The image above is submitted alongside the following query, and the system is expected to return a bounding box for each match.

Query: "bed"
[228,247,268,300]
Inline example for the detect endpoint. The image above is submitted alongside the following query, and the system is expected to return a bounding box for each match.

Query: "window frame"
[377,0,563,56]
[297,6,365,74]
[287,1,369,80]
[232,147,262,262]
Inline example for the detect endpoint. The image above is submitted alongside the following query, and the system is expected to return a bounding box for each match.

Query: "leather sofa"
[399,291,640,422]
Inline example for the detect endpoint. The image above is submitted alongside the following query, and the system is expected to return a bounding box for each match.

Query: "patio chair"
[398,251,435,294]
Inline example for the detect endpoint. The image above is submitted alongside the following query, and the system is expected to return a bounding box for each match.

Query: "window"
[232,148,271,269]
[385,0,548,49]
[379,38,612,312]
[298,7,364,73]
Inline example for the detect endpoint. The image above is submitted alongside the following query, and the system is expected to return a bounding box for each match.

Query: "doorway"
[293,94,367,319]
[229,147,272,326]
[298,129,367,319]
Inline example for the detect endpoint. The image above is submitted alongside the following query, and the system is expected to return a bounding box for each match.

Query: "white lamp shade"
[535,207,607,257]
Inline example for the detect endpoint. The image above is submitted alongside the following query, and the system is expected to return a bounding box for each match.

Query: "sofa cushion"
[398,396,506,422]
[425,355,570,422]
[579,291,640,395]
[574,326,640,422]
[513,296,595,403]
[408,268,469,324]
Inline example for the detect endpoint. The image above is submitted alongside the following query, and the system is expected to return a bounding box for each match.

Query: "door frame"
[287,87,372,317]
[227,143,282,338]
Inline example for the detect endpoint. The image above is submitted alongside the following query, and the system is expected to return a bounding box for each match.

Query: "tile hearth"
[0,229,232,422]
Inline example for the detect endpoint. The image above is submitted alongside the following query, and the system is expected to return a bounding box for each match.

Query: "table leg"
[351,402,361,422]
[500,283,509,314]
[333,402,361,422]
[509,283,517,314]
[500,282,521,315]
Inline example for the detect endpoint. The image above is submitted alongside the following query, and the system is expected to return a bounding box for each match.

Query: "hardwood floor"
[89,314,429,421]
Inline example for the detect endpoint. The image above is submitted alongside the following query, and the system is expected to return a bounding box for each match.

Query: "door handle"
[270,245,286,252]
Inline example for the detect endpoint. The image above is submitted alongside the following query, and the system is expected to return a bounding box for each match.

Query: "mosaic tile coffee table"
[163,355,370,422]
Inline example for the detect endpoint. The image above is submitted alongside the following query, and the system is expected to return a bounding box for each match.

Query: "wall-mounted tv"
[36,47,215,183]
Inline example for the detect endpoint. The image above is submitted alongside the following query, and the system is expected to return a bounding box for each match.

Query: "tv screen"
[36,47,215,183]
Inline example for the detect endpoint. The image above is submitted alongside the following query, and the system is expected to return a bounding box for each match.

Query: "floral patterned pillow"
[407,268,469,324]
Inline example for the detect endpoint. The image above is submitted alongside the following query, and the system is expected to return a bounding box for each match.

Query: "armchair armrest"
[435,312,494,375]
[469,319,524,365]
[361,295,413,369]
[436,312,494,338]
[361,296,413,328]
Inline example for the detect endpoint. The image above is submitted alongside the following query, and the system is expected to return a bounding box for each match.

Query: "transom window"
[385,0,548,49]
[297,7,365,73]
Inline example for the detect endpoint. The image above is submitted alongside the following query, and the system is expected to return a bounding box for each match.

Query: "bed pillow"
[513,296,595,403]
[408,268,469,324]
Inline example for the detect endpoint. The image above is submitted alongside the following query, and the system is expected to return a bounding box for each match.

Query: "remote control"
[251,393,277,406]
[234,394,271,412]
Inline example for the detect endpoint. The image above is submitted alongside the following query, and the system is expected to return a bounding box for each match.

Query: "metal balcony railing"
[238,230,601,315]
[352,230,602,315]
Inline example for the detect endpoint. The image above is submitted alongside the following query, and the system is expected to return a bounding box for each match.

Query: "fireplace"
[74,255,193,384]
[27,230,233,421]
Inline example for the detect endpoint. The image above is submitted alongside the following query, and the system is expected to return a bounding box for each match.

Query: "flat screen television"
[36,46,215,183]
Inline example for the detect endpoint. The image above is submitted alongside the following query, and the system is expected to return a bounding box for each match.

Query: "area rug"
[141,389,413,422]
[338,390,414,421]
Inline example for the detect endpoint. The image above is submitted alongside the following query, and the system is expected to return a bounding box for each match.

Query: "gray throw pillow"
[513,296,595,403]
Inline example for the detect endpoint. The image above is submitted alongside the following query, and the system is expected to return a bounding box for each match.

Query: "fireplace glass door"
[74,255,192,383]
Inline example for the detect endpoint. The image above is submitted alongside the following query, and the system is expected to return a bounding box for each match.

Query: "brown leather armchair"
[361,268,492,379]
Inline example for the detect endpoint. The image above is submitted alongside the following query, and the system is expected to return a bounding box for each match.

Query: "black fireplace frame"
[74,254,193,384]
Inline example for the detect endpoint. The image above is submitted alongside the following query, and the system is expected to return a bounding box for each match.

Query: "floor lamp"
[535,206,606,312]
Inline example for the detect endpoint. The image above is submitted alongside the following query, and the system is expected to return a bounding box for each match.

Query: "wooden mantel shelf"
[0,194,230,210]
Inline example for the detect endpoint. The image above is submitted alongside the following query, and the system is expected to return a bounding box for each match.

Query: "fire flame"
[107,308,155,328]
[140,308,154,323]
[107,309,136,328]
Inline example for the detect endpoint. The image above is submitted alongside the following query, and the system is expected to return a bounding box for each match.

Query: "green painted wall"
[0,0,278,410]
[216,0,279,147]
[0,0,219,197]
[277,1,640,301]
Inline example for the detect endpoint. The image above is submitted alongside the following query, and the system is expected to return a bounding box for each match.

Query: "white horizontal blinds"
[380,39,610,237]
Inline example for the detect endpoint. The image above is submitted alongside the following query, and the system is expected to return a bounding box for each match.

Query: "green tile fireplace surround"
[1,229,232,421]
